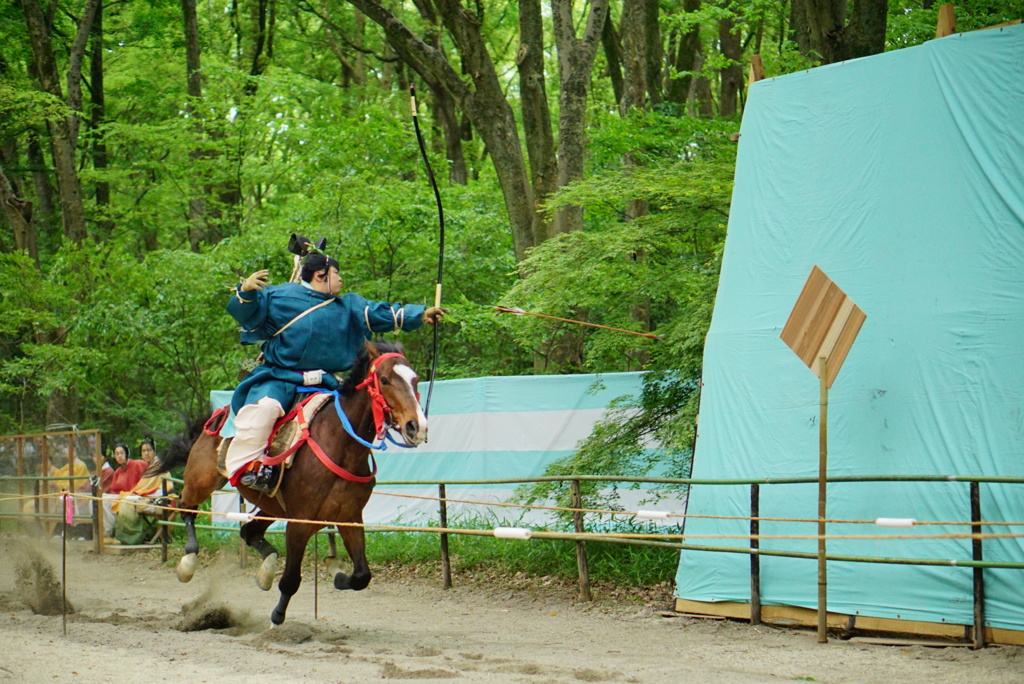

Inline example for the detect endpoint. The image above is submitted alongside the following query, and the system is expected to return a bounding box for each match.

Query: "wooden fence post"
[238,495,246,568]
[750,483,761,624]
[439,483,452,589]
[971,481,986,649]
[570,479,592,601]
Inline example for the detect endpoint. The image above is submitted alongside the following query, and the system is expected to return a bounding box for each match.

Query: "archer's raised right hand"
[241,269,270,292]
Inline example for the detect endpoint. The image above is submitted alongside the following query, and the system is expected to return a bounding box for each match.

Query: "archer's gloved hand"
[423,307,448,324]
[320,372,340,390]
[241,269,270,292]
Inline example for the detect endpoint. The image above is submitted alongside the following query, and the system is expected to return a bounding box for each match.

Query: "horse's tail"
[146,416,206,477]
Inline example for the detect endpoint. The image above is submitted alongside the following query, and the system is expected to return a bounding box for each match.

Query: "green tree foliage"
[506,112,735,509]
[1,0,1019,468]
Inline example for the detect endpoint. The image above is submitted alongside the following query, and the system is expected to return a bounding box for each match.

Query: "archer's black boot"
[249,464,279,494]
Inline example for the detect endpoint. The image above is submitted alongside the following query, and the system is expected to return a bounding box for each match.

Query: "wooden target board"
[780,266,866,388]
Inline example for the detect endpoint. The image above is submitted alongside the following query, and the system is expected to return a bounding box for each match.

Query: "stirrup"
[247,465,278,494]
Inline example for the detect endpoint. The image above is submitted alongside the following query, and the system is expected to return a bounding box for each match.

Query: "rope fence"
[4,490,1024,543]
[2,472,1021,648]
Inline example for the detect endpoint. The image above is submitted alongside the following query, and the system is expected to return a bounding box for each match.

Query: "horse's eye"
[380,377,390,386]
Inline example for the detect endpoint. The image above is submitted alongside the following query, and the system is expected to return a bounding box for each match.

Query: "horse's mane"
[340,340,405,397]
[146,415,205,477]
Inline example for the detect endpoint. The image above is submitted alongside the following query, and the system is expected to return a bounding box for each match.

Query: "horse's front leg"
[270,522,319,625]
[240,516,279,591]
[328,523,371,591]
[177,511,200,582]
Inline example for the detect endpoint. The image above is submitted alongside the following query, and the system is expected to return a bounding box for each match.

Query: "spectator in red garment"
[101,443,147,535]
[107,442,147,493]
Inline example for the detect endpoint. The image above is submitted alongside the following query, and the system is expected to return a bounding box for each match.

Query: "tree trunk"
[789,0,810,54]
[691,45,715,118]
[844,0,887,59]
[664,0,702,109]
[517,0,557,244]
[20,0,99,244]
[719,16,743,116]
[182,0,209,252]
[620,0,649,114]
[89,3,114,237]
[410,0,467,185]
[601,4,624,106]
[0,163,38,260]
[551,0,608,235]
[346,0,538,261]
[26,131,57,238]
[642,0,662,108]
[803,0,886,63]
[432,85,467,184]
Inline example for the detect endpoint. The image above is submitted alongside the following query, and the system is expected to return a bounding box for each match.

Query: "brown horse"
[152,340,426,625]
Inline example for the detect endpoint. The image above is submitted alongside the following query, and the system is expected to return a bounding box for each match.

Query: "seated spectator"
[127,437,166,497]
[111,439,176,545]
[101,442,147,536]
[107,443,147,494]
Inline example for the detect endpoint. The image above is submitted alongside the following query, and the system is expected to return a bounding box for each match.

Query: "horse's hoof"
[177,553,197,583]
[323,556,343,578]
[256,552,278,591]
[271,608,286,625]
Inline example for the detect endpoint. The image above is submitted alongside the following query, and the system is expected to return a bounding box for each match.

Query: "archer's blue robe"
[228,282,426,414]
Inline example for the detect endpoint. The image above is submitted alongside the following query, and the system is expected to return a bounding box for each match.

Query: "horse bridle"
[354,352,420,441]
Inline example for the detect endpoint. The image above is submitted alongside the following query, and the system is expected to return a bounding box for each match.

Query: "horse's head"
[354,340,427,446]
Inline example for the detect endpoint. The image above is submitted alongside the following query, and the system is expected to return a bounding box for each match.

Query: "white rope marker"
[493,527,532,540]
[225,511,255,523]
[875,517,917,528]
[636,510,671,520]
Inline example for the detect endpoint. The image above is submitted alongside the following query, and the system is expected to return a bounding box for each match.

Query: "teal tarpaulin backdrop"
[675,26,1024,631]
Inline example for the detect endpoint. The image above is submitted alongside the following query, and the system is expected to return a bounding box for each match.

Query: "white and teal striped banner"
[210,371,682,527]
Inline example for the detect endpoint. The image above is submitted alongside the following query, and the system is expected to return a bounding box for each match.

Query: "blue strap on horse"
[297,387,416,451]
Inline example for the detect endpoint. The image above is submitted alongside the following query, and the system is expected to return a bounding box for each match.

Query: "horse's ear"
[363,339,381,361]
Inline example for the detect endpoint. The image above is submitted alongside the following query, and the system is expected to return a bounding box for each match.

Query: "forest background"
[0,0,1017,484]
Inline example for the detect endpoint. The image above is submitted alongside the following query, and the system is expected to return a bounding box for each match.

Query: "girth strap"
[267,391,378,482]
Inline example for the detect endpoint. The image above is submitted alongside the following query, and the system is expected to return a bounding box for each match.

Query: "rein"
[279,351,415,482]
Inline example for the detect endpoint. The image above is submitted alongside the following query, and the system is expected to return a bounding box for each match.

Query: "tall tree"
[718,15,743,116]
[517,0,557,243]
[182,0,210,251]
[346,0,539,261]
[88,2,113,237]
[20,0,100,243]
[663,0,702,110]
[796,0,888,63]
[550,0,608,235]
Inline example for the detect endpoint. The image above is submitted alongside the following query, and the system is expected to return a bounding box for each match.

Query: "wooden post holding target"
[781,266,866,644]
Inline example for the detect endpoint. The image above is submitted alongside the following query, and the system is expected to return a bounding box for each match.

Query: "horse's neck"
[338,388,377,446]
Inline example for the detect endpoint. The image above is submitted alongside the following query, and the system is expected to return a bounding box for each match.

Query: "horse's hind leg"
[240,516,279,591]
[270,522,318,625]
[329,523,371,591]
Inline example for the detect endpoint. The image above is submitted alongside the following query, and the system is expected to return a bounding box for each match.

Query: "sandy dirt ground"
[0,536,1022,684]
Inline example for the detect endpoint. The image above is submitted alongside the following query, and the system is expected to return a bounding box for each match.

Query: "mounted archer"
[227,235,445,493]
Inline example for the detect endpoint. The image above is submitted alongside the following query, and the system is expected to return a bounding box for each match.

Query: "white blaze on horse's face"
[393,363,427,445]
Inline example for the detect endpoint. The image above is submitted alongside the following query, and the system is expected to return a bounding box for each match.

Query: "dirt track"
[0,536,1022,683]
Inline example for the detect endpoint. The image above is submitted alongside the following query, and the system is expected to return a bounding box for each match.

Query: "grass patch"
[364,518,679,587]
[160,516,680,589]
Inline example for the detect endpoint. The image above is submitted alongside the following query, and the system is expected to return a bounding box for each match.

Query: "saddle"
[216,392,334,479]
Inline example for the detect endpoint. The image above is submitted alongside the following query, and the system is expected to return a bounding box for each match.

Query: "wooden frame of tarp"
[0,429,104,553]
